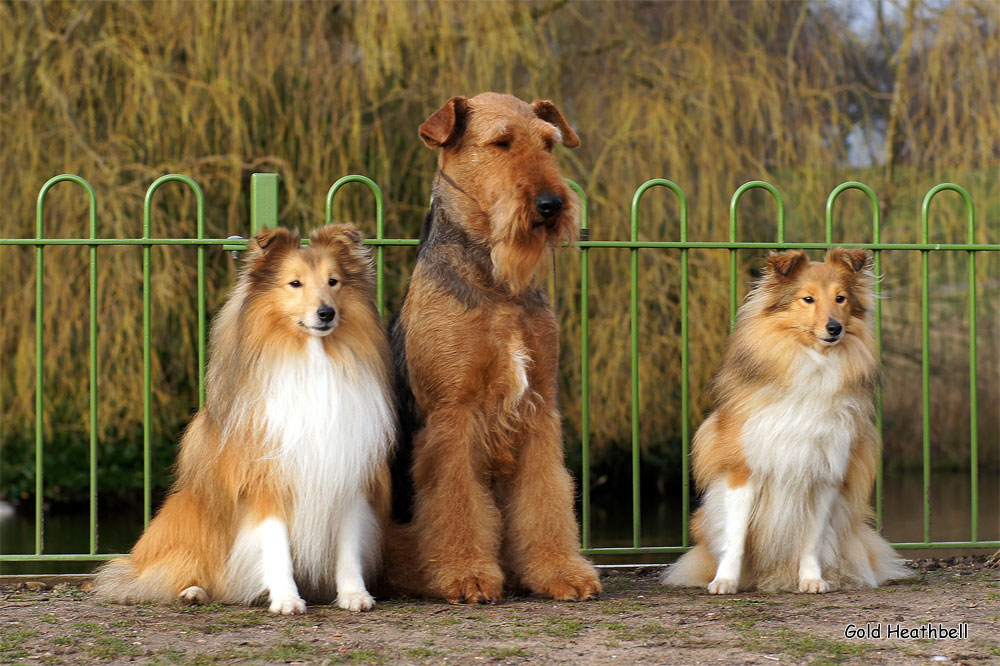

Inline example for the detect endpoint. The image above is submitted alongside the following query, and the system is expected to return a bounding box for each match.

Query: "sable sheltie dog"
[96,224,394,614]
[664,248,910,594]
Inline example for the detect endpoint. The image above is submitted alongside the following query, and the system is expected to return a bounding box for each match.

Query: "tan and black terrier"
[385,92,601,604]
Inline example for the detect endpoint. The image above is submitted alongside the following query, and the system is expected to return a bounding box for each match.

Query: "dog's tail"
[661,544,716,587]
[93,557,179,605]
[845,524,914,587]
[376,522,427,598]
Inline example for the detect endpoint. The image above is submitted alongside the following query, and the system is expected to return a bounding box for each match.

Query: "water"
[585,470,999,564]
[1,472,996,574]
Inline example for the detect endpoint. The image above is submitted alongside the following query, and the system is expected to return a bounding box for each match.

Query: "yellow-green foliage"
[1,1,997,499]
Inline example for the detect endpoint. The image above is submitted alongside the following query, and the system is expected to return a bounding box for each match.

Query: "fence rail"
[1,172,998,568]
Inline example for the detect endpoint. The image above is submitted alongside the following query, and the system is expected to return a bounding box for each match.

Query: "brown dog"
[387,93,601,603]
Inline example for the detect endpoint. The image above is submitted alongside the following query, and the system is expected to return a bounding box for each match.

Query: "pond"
[1,471,996,574]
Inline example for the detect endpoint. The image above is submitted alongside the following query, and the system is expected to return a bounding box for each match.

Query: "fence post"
[251,173,280,235]
[565,179,591,550]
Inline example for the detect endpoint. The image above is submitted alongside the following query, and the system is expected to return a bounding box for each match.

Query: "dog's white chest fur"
[262,338,391,585]
[741,348,861,484]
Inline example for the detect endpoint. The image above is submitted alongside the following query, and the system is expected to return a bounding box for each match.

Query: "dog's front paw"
[178,586,209,605]
[798,578,831,594]
[336,591,375,612]
[269,595,307,615]
[536,563,602,601]
[441,574,503,605]
[708,578,739,595]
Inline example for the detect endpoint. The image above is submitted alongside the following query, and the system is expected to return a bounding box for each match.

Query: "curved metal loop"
[325,175,384,241]
[631,179,689,242]
[825,182,880,245]
[564,178,589,236]
[36,174,98,239]
[729,181,785,242]
[921,183,975,244]
[143,174,206,239]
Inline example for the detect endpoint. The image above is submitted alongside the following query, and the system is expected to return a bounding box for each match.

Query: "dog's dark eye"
[328,278,338,287]
[803,296,814,303]
[289,280,302,288]
[835,294,846,303]
[491,139,511,150]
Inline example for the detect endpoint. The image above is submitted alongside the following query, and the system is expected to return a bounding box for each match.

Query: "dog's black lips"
[297,320,332,332]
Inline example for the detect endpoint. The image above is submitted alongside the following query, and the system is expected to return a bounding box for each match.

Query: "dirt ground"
[2,556,998,666]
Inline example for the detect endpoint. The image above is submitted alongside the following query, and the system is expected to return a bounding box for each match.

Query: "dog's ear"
[309,223,364,249]
[826,247,873,274]
[531,100,580,149]
[248,226,300,258]
[419,96,468,148]
[766,250,809,278]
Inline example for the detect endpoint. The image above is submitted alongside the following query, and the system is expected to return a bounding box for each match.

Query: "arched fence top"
[630,179,688,242]
[36,174,98,239]
[825,181,881,245]
[565,179,589,237]
[326,175,384,241]
[729,181,785,243]
[921,183,975,245]
[143,174,206,239]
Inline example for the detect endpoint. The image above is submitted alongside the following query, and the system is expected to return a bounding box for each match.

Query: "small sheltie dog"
[664,248,910,594]
[96,224,394,614]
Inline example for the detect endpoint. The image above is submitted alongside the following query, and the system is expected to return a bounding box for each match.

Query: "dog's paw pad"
[336,591,375,612]
[708,578,738,595]
[269,595,307,615]
[178,586,209,605]
[798,578,830,594]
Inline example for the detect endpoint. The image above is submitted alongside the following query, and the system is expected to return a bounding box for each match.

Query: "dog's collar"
[437,170,474,201]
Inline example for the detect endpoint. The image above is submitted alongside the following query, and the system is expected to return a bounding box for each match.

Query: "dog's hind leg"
[178,586,210,605]
[504,408,601,601]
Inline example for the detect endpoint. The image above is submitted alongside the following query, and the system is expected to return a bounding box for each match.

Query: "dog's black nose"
[317,305,336,323]
[536,194,563,219]
[826,319,843,337]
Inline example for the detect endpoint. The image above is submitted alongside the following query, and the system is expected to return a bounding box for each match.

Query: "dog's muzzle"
[821,318,843,344]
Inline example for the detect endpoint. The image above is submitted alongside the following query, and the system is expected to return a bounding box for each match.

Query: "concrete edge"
[2,573,94,587]
[0,567,668,588]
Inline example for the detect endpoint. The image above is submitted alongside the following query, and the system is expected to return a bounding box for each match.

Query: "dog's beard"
[488,193,578,294]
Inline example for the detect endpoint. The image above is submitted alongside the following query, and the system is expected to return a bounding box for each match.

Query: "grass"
[404,647,442,659]
[740,628,876,665]
[486,646,531,659]
[724,605,773,631]
[84,635,144,660]
[542,617,585,638]
[0,629,38,660]
[1,0,998,504]
[258,640,320,661]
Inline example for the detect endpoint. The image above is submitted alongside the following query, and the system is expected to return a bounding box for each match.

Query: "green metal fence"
[1,172,997,569]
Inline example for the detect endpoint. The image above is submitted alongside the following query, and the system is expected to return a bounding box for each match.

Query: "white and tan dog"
[96,224,394,613]
[665,248,910,593]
